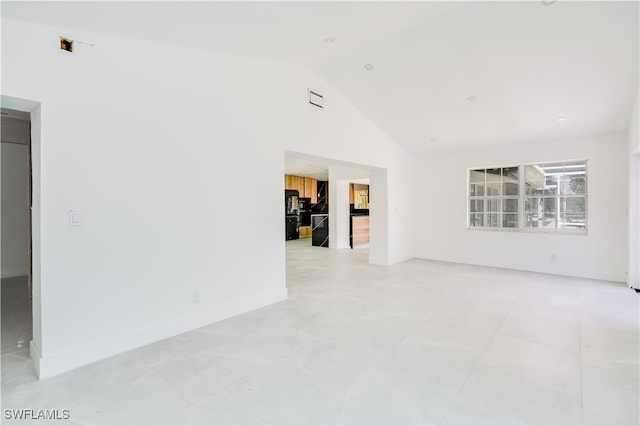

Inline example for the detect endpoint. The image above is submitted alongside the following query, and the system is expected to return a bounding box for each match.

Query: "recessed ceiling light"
[541,0,556,5]
[324,37,335,43]
[364,64,374,71]
[556,116,568,122]
[467,95,478,102]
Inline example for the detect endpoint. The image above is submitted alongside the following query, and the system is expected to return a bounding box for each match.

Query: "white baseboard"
[30,340,42,378]
[32,287,288,379]
[369,251,413,266]
[389,253,414,266]
[414,251,626,283]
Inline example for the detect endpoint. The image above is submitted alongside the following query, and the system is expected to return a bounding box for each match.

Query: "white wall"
[628,92,639,288]
[414,134,628,282]
[386,157,415,264]
[1,19,414,378]
[1,142,30,278]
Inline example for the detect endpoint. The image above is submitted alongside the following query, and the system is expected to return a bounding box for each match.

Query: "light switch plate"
[69,210,82,226]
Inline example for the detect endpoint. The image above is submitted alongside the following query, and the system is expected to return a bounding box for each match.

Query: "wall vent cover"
[308,89,324,109]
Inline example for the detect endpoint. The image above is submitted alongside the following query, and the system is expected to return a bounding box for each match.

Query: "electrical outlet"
[192,291,200,305]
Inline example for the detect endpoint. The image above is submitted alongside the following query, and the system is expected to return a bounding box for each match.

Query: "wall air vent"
[308,89,324,109]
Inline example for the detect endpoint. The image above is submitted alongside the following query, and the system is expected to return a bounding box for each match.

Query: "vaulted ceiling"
[3,1,638,155]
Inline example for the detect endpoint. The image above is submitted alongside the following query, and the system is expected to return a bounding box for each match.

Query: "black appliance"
[285,190,299,215]
[285,190,300,240]
[299,198,311,226]
[285,215,299,240]
[311,214,329,247]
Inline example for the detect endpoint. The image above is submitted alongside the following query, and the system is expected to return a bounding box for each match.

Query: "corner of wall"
[628,91,640,288]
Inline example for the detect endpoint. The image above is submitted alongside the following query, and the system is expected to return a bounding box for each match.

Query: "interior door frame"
[1,107,32,293]
[27,132,33,298]
[2,94,42,377]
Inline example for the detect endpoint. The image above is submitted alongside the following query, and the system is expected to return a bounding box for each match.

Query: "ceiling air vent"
[308,89,324,109]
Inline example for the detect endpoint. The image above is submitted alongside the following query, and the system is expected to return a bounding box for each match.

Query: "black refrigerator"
[285,190,300,240]
[299,198,311,226]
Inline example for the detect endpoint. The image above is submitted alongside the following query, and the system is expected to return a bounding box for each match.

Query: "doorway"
[1,107,32,356]
[349,179,370,249]
[284,151,389,264]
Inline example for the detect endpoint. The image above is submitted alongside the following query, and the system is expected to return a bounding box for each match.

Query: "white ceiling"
[284,153,332,181]
[3,1,639,158]
[314,1,639,152]
[284,151,373,181]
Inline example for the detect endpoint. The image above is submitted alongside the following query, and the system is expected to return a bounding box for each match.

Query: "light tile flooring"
[2,238,639,425]
[1,276,32,356]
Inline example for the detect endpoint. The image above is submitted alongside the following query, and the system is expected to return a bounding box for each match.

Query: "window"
[469,167,519,228]
[468,160,587,233]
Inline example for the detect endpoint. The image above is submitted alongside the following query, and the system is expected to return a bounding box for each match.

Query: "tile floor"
[1,275,32,356]
[1,238,639,425]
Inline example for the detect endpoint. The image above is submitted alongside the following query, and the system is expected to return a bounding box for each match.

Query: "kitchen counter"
[351,215,370,247]
[311,214,329,247]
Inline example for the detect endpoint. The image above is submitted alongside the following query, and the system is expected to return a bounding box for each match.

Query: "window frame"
[467,159,588,235]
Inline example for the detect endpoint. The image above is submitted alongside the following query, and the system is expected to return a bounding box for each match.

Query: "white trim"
[2,94,42,381]
[415,251,627,283]
[467,226,587,236]
[29,340,42,378]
